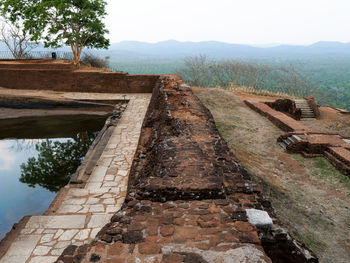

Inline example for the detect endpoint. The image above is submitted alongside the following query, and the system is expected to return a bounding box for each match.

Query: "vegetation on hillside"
[111,55,350,110]
[177,55,315,98]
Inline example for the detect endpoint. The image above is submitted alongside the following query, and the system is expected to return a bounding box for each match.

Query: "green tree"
[20,132,97,192]
[0,0,110,65]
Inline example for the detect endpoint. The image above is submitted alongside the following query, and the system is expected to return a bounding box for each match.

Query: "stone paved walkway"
[0,93,151,263]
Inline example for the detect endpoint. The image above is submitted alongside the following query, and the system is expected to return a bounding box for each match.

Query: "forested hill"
[106,41,350,110]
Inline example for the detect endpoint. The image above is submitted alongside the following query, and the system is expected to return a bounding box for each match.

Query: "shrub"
[81,52,109,69]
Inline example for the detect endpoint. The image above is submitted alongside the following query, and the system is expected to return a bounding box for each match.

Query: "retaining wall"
[0,62,159,93]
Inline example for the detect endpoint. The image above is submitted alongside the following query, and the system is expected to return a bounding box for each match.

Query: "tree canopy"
[20,132,97,192]
[0,0,110,65]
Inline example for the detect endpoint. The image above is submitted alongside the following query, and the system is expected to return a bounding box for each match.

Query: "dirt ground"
[193,87,350,263]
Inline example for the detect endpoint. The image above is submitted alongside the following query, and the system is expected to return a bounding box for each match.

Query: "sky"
[105,0,350,45]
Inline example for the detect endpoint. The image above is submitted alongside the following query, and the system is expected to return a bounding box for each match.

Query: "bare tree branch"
[0,19,38,59]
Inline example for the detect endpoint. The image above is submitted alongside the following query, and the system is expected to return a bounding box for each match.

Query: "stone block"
[246,209,273,229]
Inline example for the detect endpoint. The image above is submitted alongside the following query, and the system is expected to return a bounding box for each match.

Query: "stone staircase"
[294,99,316,119]
[278,134,302,150]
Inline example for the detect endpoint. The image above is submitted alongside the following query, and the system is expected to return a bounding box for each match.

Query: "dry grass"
[225,84,296,99]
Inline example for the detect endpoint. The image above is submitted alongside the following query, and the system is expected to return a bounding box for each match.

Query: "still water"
[0,115,106,240]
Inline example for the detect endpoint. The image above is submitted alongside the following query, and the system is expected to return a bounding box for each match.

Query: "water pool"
[0,115,106,239]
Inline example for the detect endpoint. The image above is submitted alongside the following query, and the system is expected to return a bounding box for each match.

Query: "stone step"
[285,137,295,145]
[279,142,287,150]
[291,135,302,141]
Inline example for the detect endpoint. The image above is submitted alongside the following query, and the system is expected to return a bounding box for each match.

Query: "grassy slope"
[193,87,350,263]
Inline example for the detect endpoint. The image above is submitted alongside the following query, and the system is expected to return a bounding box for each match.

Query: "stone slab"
[0,234,41,263]
[26,215,86,229]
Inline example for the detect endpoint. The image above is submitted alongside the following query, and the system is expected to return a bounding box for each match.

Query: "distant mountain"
[107,40,350,60]
[1,39,350,60]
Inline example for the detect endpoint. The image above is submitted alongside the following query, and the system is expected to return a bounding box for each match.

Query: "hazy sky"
[105,0,350,45]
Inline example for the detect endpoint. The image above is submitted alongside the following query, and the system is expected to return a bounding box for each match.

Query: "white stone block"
[246,209,273,229]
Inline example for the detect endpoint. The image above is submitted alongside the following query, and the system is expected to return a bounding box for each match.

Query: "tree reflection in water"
[19,131,97,192]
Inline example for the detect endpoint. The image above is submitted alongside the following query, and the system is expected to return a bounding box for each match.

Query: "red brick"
[174,226,197,240]
[162,253,184,263]
[108,242,126,256]
[146,226,159,236]
[138,242,161,254]
[128,222,144,231]
[160,226,175,237]
[234,221,255,232]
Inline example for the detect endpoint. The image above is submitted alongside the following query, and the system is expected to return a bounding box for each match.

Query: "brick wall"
[0,65,159,93]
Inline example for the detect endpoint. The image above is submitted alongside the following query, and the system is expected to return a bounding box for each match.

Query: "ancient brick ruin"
[246,100,350,176]
[54,77,317,262]
[0,61,318,262]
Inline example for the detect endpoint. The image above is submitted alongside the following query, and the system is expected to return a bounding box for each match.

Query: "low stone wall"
[0,64,159,93]
[265,99,302,120]
[245,101,310,132]
[246,100,350,177]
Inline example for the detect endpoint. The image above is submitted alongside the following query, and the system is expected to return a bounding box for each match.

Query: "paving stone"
[86,182,102,190]
[78,205,90,213]
[86,200,100,205]
[101,194,113,199]
[54,229,64,239]
[58,205,82,213]
[58,229,79,241]
[34,229,44,234]
[43,229,57,234]
[104,175,115,181]
[55,241,72,249]
[117,170,128,177]
[63,198,86,205]
[106,205,119,214]
[21,228,35,235]
[40,234,54,243]
[32,246,51,256]
[103,198,116,205]
[26,215,86,229]
[75,229,91,240]
[0,234,41,263]
[42,241,57,246]
[103,182,119,187]
[28,256,58,263]
[89,204,105,213]
[67,189,89,197]
[51,248,65,256]
[88,215,112,228]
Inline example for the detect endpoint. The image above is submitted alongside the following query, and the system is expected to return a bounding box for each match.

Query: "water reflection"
[0,141,16,171]
[0,115,106,240]
[19,132,97,192]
